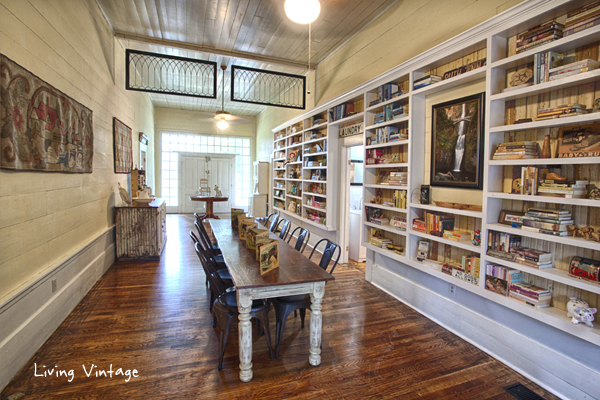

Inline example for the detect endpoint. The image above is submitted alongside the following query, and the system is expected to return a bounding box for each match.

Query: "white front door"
[178,153,235,214]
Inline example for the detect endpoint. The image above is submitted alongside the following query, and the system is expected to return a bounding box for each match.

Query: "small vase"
[541,134,551,158]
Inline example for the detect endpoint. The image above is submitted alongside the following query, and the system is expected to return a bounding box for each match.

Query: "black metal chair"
[195,243,273,369]
[287,227,310,253]
[264,213,278,230]
[267,213,279,232]
[274,218,291,240]
[271,238,340,357]
[194,213,221,255]
[191,231,232,311]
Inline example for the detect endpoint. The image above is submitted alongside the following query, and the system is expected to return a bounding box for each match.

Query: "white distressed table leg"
[309,281,325,366]
[237,289,253,382]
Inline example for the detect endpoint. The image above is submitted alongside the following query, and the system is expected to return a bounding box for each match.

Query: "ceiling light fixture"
[285,0,320,24]
[214,64,231,130]
[217,119,229,130]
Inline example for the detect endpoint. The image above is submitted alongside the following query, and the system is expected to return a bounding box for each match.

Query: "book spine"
[516,38,557,53]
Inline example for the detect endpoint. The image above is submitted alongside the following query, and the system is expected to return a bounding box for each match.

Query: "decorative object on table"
[593,98,600,113]
[503,63,533,92]
[133,188,153,205]
[498,210,525,227]
[558,124,600,158]
[231,208,246,231]
[214,185,223,197]
[199,178,211,196]
[569,256,600,283]
[0,54,94,173]
[238,217,257,241]
[566,297,597,328]
[386,244,404,255]
[545,172,567,181]
[472,230,481,246]
[418,185,430,204]
[247,227,269,251]
[117,182,132,205]
[588,185,600,200]
[432,201,483,212]
[257,239,279,275]
[113,117,133,173]
[416,240,431,261]
[430,93,485,189]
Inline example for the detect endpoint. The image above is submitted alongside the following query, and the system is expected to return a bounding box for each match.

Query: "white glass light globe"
[217,120,229,130]
[285,0,320,24]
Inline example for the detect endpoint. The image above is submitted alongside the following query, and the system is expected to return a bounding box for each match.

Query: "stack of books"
[547,59,600,81]
[516,21,564,54]
[369,83,402,107]
[374,112,385,124]
[537,179,589,198]
[413,74,441,90]
[372,126,408,144]
[442,230,472,243]
[492,141,539,160]
[485,265,523,296]
[509,282,551,308]
[389,130,408,142]
[536,103,590,120]
[521,207,574,237]
[371,235,392,248]
[384,104,405,121]
[308,212,325,224]
[509,246,554,269]
[388,171,407,186]
[564,1,600,37]
[424,211,455,237]
[312,199,326,209]
[487,231,522,253]
[370,217,390,225]
[391,215,407,231]
[412,218,426,233]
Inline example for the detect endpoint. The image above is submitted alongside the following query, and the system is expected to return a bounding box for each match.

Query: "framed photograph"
[498,210,525,227]
[113,117,133,174]
[430,93,485,189]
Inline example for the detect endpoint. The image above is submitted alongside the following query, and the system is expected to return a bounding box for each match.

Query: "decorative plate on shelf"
[133,198,153,204]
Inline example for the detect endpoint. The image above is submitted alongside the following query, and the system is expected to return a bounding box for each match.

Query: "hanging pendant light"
[285,0,320,24]
[214,64,230,130]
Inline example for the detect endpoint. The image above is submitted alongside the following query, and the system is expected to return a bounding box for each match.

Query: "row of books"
[413,74,441,90]
[509,246,554,269]
[386,189,407,209]
[516,20,563,54]
[370,126,408,145]
[521,207,573,237]
[307,211,325,224]
[538,179,589,199]
[487,231,522,253]
[369,83,403,107]
[377,171,407,186]
[485,265,551,308]
[564,0,600,36]
[492,141,539,160]
[413,212,456,237]
[546,59,599,82]
[329,103,355,122]
[532,51,568,85]
[536,103,590,120]
[374,104,405,124]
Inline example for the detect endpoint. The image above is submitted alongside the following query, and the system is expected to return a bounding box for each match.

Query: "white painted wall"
[0,0,155,389]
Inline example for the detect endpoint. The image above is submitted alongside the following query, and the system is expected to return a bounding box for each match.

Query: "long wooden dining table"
[209,219,335,382]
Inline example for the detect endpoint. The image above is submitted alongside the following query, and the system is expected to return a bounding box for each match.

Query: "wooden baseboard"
[371,263,600,400]
[0,228,115,391]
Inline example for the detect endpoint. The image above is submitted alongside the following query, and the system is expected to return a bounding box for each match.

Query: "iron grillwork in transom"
[126,50,217,98]
[231,66,305,110]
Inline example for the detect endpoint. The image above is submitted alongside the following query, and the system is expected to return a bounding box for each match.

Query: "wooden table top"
[210,219,334,289]
[190,196,229,202]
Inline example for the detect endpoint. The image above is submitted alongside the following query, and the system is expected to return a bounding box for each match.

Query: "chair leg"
[256,319,262,336]
[252,308,273,359]
[274,304,296,358]
[299,308,306,328]
[218,315,234,370]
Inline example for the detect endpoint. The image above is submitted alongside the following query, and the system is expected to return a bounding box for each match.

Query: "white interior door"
[178,153,235,214]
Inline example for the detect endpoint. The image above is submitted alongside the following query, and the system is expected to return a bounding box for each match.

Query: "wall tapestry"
[430,93,485,189]
[113,117,132,174]
[0,54,93,173]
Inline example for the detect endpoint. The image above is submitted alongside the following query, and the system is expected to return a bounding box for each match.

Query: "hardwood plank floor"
[1,215,560,400]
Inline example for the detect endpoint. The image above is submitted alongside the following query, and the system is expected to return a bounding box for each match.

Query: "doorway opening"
[342,144,366,270]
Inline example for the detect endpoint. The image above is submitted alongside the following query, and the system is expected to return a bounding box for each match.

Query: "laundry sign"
[339,121,363,138]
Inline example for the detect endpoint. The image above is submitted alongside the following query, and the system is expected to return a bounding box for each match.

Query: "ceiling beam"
[114,31,315,71]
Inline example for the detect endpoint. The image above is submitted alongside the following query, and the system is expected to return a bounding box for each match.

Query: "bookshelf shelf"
[411,203,483,218]
[489,112,600,132]
[487,192,600,207]
[364,221,407,236]
[489,69,600,101]
[304,192,327,198]
[366,140,410,150]
[409,229,483,253]
[365,203,407,213]
[365,162,409,169]
[488,157,600,166]
[364,184,408,190]
[303,137,328,145]
[287,194,302,200]
[412,68,487,96]
[365,115,410,131]
[329,112,364,127]
[366,92,410,111]
[364,242,407,262]
[487,223,600,252]
[304,151,328,157]
[485,255,600,295]
[305,121,328,131]
[287,178,303,182]
[304,204,326,212]
[304,166,328,170]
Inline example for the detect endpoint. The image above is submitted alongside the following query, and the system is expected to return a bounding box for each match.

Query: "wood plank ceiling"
[96,0,400,117]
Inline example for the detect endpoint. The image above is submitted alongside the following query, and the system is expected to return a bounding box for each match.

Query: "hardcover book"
[247,227,269,251]
[238,217,257,241]
[258,239,279,275]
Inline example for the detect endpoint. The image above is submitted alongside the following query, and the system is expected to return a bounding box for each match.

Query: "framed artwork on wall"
[113,117,132,174]
[430,93,485,189]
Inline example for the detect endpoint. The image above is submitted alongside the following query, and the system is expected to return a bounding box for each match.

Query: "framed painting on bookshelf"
[430,93,485,189]
[498,210,525,227]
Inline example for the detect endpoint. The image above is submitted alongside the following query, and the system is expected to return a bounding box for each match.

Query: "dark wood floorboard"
[2,215,561,400]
